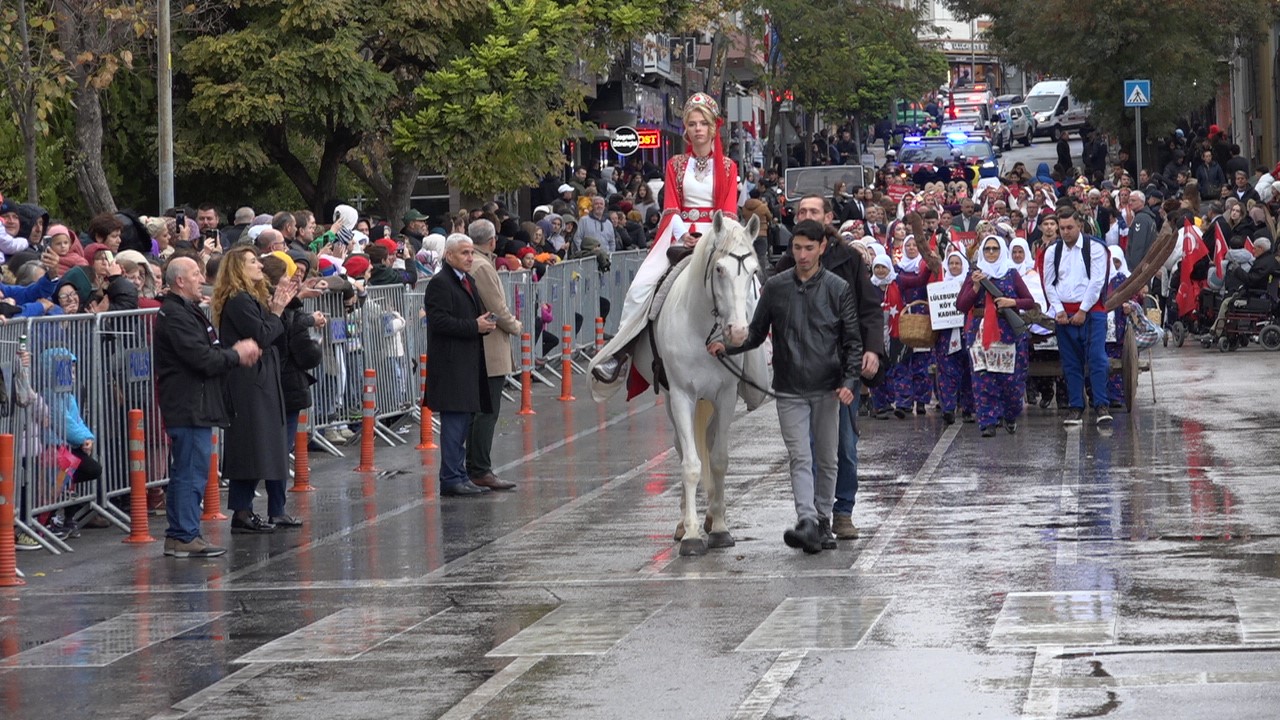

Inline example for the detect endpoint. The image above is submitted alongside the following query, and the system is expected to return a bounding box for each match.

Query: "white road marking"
[731,649,807,720]
[145,663,275,720]
[216,399,660,586]
[852,423,960,571]
[1020,644,1063,720]
[1057,427,1082,566]
[436,655,544,720]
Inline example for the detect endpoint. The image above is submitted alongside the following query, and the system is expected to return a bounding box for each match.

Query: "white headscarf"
[1009,237,1035,274]
[863,236,887,259]
[943,250,970,282]
[871,254,897,288]
[975,234,1015,278]
[1108,245,1131,278]
[897,234,922,274]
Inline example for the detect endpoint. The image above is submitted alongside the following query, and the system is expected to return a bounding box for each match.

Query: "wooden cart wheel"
[1122,330,1139,412]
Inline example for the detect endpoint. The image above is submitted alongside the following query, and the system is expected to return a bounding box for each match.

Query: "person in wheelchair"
[1212,236,1277,336]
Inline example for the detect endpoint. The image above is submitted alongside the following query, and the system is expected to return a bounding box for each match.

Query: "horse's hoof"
[706,531,735,549]
[679,538,708,556]
[673,522,685,542]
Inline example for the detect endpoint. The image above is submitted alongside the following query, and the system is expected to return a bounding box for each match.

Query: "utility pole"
[157,0,174,211]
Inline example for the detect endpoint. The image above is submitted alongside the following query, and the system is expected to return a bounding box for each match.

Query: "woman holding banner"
[933,251,974,425]
[956,235,1036,437]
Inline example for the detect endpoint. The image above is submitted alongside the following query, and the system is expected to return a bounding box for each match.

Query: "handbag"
[1130,302,1164,350]
[899,300,936,348]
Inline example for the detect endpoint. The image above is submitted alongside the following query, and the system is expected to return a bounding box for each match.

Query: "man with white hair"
[463,219,521,492]
[1125,190,1160,271]
[423,234,498,496]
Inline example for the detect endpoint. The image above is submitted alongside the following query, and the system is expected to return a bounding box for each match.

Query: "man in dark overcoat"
[424,234,498,496]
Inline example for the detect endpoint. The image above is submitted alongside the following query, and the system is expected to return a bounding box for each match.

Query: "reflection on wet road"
[4,347,1280,718]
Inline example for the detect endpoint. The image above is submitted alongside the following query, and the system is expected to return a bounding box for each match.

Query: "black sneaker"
[783,518,823,554]
[893,406,906,419]
[1006,420,1017,434]
[942,411,955,425]
[915,402,927,415]
[961,412,976,424]
[1095,406,1113,425]
[1063,408,1084,426]
[980,426,996,438]
[231,512,275,534]
[1039,395,1052,409]
[816,518,838,550]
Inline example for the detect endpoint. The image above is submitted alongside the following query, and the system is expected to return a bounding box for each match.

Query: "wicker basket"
[899,301,936,349]
[1145,307,1162,328]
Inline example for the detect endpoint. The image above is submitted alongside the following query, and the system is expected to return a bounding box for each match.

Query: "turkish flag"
[1177,219,1208,318]
[1214,222,1229,276]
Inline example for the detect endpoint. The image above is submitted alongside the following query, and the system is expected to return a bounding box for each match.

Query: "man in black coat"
[773,195,884,542]
[155,257,260,558]
[424,234,498,496]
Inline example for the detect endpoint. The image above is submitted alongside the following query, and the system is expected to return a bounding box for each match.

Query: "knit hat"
[344,255,371,278]
[270,251,298,279]
[47,223,70,240]
[319,258,339,277]
[374,238,398,255]
[516,246,536,259]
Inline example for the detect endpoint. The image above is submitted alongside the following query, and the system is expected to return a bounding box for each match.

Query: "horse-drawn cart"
[1027,329,1152,413]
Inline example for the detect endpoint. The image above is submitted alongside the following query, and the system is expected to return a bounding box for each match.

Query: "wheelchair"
[1211,281,1280,352]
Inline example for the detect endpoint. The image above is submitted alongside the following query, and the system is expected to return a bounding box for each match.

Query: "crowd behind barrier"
[4,251,644,555]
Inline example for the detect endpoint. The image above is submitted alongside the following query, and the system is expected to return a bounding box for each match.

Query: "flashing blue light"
[946,132,970,143]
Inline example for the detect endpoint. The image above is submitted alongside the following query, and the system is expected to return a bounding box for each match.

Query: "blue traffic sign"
[1124,79,1151,108]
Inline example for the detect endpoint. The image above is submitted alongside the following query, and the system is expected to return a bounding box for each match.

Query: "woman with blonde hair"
[211,246,299,533]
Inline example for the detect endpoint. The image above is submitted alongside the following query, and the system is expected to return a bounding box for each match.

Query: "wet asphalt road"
[4,342,1280,719]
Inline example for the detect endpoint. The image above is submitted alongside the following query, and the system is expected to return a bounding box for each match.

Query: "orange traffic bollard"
[202,427,226,520]
[559,324,575,402]
[0,433,24,586]
[290,411,313,492]
[416,354,436,450]
[123,409,155,544]
[595,316,605,352]
[518,332,535,416]
[354,368,378,472]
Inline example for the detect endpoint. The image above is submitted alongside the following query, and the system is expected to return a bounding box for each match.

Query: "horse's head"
[705,211,760,347]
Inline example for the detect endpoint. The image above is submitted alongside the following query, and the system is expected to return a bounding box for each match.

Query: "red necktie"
[461,275,473,297]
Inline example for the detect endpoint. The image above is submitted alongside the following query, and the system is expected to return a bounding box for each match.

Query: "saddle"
[646,250,697,392]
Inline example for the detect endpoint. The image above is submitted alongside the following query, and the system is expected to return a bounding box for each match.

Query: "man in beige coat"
[465,219,522,490]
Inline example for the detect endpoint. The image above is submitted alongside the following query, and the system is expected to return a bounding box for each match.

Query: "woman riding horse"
[591,92,740,398]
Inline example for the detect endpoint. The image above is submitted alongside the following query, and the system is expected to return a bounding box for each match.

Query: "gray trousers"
[776,393,840,523]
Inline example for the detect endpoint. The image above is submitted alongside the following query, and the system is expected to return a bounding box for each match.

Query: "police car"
[897,132,998,166]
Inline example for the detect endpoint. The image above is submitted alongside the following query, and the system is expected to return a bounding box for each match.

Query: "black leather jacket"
[727,267,862,395]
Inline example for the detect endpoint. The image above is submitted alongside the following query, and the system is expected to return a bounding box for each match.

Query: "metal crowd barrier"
[12,310,163,553]
[361,285,415,444]
[11,256,645,551]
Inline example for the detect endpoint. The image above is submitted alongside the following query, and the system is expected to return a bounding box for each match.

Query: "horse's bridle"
[703,248,760,347]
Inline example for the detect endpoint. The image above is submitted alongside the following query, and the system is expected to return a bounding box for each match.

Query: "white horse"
[630,212,766,556]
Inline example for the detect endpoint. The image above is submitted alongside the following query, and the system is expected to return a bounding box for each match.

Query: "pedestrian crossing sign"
[1124,80,1151,107]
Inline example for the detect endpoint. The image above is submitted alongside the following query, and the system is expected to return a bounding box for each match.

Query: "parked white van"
[1026,80,1091,138]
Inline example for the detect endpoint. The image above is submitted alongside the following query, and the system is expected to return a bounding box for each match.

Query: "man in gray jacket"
[1123,190,1161,271]
[708,220,862,554]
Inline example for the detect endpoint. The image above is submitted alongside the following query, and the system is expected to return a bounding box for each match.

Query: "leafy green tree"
[394,0,687,199]
[180,0,484,218]
[0,0,71,203]
[945,0,1278,139]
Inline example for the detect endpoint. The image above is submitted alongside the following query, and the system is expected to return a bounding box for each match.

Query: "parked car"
[994,94,1024,110]
[993,104,1036,150]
